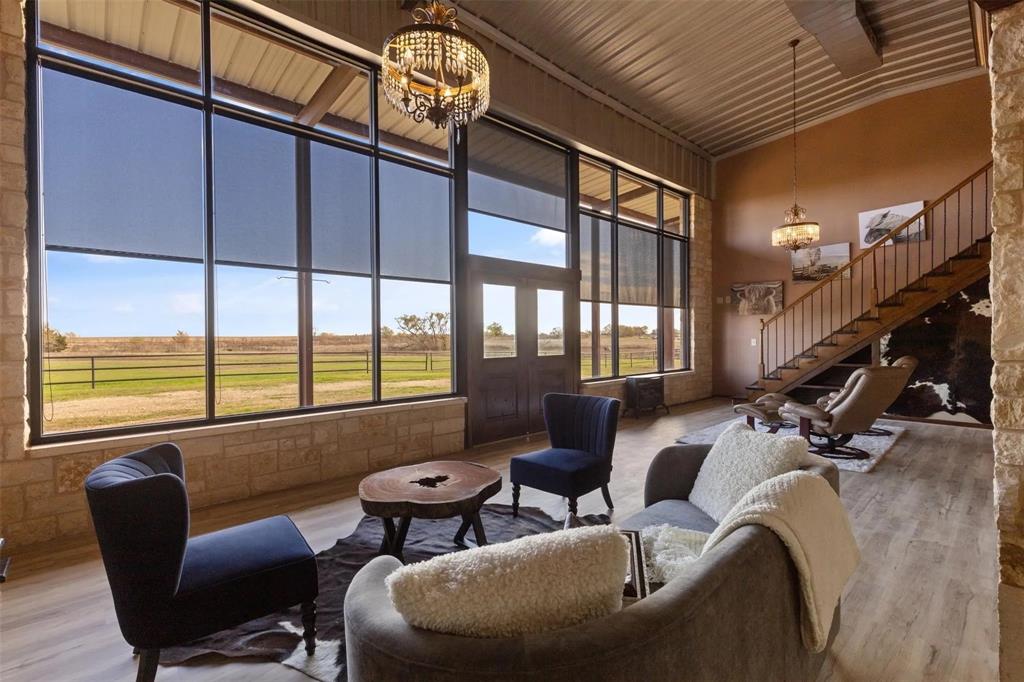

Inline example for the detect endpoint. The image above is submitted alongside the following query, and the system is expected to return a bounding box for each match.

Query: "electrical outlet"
[751,338,757,346]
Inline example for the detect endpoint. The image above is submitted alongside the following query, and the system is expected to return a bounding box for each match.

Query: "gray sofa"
[345,444,841,681]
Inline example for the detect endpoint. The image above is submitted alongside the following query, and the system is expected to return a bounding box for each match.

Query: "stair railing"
[757,161,993,383]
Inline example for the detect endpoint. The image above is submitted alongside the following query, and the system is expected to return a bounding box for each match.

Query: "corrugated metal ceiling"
[457,0,981,156]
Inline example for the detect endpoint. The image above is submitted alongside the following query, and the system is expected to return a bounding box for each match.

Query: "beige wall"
[989,4,1024,679]
[256,0,712,197]
[711,75,993,396]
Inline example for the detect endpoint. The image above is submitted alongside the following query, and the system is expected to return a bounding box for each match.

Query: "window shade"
[468,120,566,231]
[617,225,658,305]
[580,215,611,302]
[378,161,451,281]
[311,141,372,274]
[213,115,297,268]
[41,69,204,260]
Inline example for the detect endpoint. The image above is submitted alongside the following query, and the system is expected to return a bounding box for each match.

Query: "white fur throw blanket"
[386,525,629,637]
[703,470,860,652]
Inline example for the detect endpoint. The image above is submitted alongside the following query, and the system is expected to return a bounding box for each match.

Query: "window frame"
[27,0,456,444]
[577,154,691,382]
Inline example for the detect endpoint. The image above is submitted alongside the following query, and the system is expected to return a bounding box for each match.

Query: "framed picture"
[858,201,926,247]
[730,281,784,316]
[791,242,851,282]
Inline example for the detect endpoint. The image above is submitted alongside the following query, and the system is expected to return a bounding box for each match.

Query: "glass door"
[466,258,577,445]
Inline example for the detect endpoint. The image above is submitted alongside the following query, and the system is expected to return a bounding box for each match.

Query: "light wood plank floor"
[0,399,998,681]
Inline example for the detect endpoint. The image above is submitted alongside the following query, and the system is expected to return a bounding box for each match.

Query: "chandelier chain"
[791,38,798,208]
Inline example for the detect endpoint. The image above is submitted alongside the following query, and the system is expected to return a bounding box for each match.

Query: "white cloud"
[530,230,565,249]
[113,302,135,314]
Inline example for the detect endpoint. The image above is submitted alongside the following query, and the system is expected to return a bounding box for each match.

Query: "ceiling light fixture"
[771,38,820,251]
[381,1,490,136]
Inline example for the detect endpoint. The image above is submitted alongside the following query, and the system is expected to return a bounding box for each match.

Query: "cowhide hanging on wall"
[881,276,991,425]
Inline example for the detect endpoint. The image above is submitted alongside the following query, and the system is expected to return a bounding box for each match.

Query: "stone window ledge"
[28,397,468,459]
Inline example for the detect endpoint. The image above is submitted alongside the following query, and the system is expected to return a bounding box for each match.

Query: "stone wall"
[0,0,29,542]
[1,398,466,549]
[581,194,713,406]
[989,3,1024,680]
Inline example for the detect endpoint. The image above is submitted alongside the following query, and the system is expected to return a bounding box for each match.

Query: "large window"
[467,119,568,267]
[32,2,453,438]
[578,157,691,380]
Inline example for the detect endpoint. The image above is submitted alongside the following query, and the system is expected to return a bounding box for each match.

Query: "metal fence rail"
[42,350,451,388]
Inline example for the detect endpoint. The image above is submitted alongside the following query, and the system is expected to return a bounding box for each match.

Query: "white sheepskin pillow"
[386,525,629,638]
[689,422,809,522]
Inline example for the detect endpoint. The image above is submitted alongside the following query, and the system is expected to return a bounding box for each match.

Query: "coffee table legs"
[379,517,411,562]
[377,510,489,560]
[453,511,488,548]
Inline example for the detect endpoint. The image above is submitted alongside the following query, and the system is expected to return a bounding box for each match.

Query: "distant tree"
[395,311,450,350]
[43,324,67,353]
[486,321,505,337]
[618,324,650,338]
[174,329,190,350]
[381,325,395,338]
[547,326,563,338]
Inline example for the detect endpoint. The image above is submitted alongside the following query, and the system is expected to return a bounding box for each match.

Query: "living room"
[0,0,1022,680]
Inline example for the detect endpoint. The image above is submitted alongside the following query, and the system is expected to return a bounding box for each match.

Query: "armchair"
[85,443,319,682]
[777,356,918,459]
[510,393,621,517]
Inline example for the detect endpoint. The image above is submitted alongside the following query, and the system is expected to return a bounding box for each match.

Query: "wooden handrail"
[760,161,993,327]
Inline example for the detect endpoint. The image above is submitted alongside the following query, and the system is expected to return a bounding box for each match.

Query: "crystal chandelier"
[771,38,820,252]
[381,1,490,134]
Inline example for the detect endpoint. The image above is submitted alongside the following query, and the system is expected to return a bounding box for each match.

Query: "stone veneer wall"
[0,0,30,543]
[990,4,1024,679]
[581,194,713,406]
[2,398,466,550]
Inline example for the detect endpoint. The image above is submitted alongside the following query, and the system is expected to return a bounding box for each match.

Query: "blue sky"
[40,68,570,339]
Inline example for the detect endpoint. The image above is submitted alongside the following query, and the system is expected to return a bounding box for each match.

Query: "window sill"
[28,396,467,459]
[580,369,695,386]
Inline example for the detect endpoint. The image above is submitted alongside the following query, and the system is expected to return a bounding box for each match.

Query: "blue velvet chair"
[84,443,319,682]
[510,393,621,517]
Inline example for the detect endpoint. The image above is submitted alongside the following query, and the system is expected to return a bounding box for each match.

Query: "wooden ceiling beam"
[785,0,882,78]
[295,66,360,127]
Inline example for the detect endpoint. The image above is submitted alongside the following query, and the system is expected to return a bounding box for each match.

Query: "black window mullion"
[656,185,664,373]
[370,70,382,403]
[296,138,314,406]
[201,0,216,422]
[610,169,619,378]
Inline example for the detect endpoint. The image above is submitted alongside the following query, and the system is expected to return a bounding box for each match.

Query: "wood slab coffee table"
[359,461,502,561]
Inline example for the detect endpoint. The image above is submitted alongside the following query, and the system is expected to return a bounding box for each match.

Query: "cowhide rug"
[161,504,608,681]
[676,417,906,473]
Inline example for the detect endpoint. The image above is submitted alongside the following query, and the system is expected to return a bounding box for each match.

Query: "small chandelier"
[771,38,820,252]
[381,1,490,134]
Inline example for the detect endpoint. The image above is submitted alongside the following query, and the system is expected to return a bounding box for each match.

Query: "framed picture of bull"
[858,201,926,247]
[731,281,784,316]
[791,242,851,282]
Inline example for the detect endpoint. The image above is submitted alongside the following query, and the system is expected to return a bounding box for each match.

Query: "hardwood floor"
[0,399,998,681]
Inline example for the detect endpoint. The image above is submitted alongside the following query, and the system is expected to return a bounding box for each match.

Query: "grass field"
[41,334,670,433]
[41,348,452,433]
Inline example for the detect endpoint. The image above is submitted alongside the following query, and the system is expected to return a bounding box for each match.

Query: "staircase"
[747,162,993,399]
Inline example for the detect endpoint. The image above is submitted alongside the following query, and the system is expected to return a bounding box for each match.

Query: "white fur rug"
[676,418,905,473]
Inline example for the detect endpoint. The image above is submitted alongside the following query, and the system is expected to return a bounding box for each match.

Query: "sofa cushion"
[386,525,628,638]
[510,448,609,497]
[689,422,808,522]
[618,499,718,534]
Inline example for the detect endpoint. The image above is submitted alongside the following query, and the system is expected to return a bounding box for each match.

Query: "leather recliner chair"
[768,356,918,459]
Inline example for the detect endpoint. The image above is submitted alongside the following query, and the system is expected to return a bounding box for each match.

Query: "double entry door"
[467,257,578,446]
